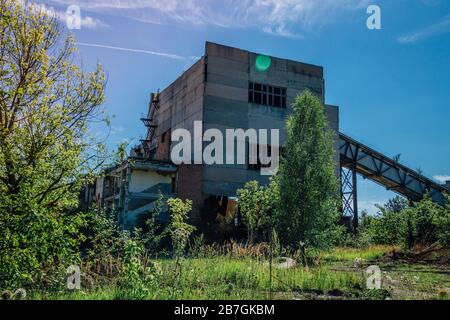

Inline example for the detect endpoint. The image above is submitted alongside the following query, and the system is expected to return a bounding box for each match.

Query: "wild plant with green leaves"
[78,207,128,260]
[167,198,195,258]
[115,240,151,300]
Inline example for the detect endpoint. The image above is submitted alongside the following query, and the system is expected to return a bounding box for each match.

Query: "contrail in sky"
[77,42,188,60]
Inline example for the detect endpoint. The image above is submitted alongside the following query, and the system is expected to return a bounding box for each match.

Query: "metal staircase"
[140,91,160,158]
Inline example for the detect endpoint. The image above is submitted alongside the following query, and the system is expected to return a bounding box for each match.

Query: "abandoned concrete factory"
[82,42,449,233]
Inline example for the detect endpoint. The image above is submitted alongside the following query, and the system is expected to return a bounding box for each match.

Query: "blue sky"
[39,0,450,213]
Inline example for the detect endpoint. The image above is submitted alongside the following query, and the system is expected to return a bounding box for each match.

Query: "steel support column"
[352,168,358,233]
[341,167,358,234]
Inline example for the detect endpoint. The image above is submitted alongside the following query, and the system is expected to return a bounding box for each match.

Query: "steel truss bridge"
[339,132,448,231]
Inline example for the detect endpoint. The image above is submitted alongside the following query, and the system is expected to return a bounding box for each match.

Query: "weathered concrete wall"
[128,169,171,193]
[155,129,171,161]
[95,176,104,205]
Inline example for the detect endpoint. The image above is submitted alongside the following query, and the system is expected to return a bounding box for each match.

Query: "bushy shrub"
[0,203,83,290]
[359,208,407,246]
[78,207,128,259]
[359,195,450,250]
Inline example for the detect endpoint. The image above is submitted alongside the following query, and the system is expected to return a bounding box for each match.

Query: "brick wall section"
[176,164,203,224]
[155,129,171,161]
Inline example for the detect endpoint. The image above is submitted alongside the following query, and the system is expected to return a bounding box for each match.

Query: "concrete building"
[132,42,340,232]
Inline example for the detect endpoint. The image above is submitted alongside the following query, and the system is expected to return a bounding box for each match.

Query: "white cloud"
[433,175,450,184]
[263,25,304,39]
[397,14,450,44]
[49,0,369,37]
[79,15,108,29]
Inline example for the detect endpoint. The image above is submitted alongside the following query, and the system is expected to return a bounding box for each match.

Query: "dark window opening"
[248,81,287,108]
[254,91,262,104]
[274,95,281,108]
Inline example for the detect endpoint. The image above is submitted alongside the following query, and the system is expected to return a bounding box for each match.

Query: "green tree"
[402,195,445,250]
[0,1,106,288]
[361,203,407,246]
[276,91,341,262]
[384,196,409,213]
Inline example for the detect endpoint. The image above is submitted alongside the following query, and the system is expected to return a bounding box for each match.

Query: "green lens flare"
[255,55,271,72]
